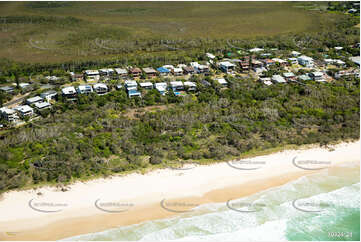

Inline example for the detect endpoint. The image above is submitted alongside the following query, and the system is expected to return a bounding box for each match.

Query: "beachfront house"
[77,85,93,94]
[84,70,100,81]
[219,61,236,74]
[172,67,183,76]
[259,77,273,86]
[34,101,52,111]
[93,83,108,95]
[0,107,19,122]
[129,67,142,78]
[309,72,325,82]
[157,67,170,76]
[297,56,314,68]
[184,81,197,92]
[125,80,141,98]
[170,81,184,95]
[61,86,77,100]
[216,78,228,87]
[154,82,167,96]
[26,96,43,105]
[40,90,57,102]
[182,66,195,75]
[139,82,153,90]
[142,67,157,78]
[114,68,128,78]
[99,68,114,76]
[291,51,301,57]
[283,72,296,82]
[271,75,287,84]
[14,105,34,118]
[0,86,14,94]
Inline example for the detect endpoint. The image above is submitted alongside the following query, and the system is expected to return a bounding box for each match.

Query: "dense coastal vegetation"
[0,1,359,193]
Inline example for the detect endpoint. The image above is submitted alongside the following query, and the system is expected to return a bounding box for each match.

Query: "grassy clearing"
[0,1,345,64]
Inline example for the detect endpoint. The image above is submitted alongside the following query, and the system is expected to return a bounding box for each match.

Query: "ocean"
[63,161,360,241]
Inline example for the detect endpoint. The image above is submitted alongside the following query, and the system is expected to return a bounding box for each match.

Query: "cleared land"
[0,1,344,63]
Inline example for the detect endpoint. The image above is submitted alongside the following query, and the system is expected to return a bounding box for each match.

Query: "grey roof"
[26,96,43,104]
[34,101,51,109]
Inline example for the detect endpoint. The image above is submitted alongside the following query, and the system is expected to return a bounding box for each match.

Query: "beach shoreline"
[0,141,359,241]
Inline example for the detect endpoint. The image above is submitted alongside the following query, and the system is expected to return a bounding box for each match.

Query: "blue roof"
[157,67,170,73]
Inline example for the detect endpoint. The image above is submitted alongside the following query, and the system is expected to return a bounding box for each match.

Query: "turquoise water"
[63,161,360,241]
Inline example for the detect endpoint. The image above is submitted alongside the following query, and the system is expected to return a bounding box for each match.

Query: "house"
[283,72,296,81]
[334,70,360,79]
[154,82,167,95]
[254,67,268,76]
[14,105,34,118]
[0,107,19,122]
[34,101,51,111]
[219,61,236,73]
[190,62,200,69]
[272,75,287,84]
[45,76,60,82]
[142,67,157,78]
[297,56,314,68]
[249,48,264,53]
[170,81,184,93]
[61,86,77,99]
[259,77,273,86]
[125,80,141,98]
[291,51,301,57]
[298,74,312,82]
[114,68,128,78]
[196,64,210,74]
[172,67,183,76]
[184,81,197,92]
[251,59,263,69]
[139,82,153,89]
[334,46,343,51]
[324,58,335,65]
[26,96,43,105]
[77,85,93,94]
[0,86,14,93]
[99,68,114,76]
[19,83,31,89]
[262,59,276,67]
[272,58,288,66]
[182,66,195,75]
[157,67,170,76]
[334,60,346,68]
[70,72,83,82]
[348,8,358,13]
[93,83,108,95]
[309,72,324,81]
[177,64,187,69]
[40,90,57,102]
[216,78,228,87]
[288,58,298,65]
[260,53,272,57]
[206,53,216,59]
[84,70,100,81]
[129,67,142,78]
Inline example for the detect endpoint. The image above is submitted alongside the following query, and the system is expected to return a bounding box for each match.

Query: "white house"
[259,77,273,86]
[77,85,93,94]
[155,82,167,96]
[216,78,228,87]
[219,61,236,73]
[62,86,77,99]
[297,56,314,68]
[206,53,216,59]
[170,81,184,92]
[34,101,52,110]
[184,81,197,91]
[249,48,264,53]
[288,58,298,64]
[114,68,128,77]
[139,82,153,89]
[14,105,34,118]
[125,80,141,98]
[26,96,43,105]
[84,70,100,81]
[93,83,108,95]
[291,51,301,57]
[272,75,287,84]
[172,67,183,76]
[0,107,19,122]
[99,68,114,76]
[40,90,57,102]
[309,72,324,82]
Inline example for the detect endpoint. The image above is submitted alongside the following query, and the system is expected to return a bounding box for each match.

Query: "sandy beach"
[0,141,359,241]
